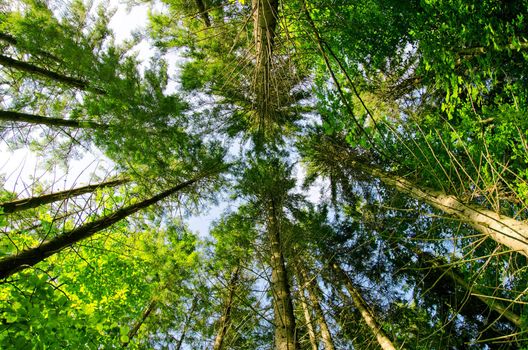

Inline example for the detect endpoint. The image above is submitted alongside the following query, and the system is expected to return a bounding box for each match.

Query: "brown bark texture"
[213,267,240,350]
[1,178,128,214]
[0,54,105,94]
[268,201,298,350]
[0,176,202,278]
[332,263,397,350]
[0,110,107,129]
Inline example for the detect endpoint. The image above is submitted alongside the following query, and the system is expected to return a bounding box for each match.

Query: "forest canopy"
[1,0,527,349]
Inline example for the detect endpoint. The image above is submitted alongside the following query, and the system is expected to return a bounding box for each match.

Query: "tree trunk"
[0,32,63,62]
[194,0,211,27]
[213,266,240,350]
[417,250,521,327]
[0,175,204,278]
[123,298,157,347]
[175,297,198,350]
[0,54,105,94]
[299,267,335,350]
[268,201,298,350]
[0,32,18,46]
[0,110,107,129]
[298,284,318,350]
[332,262,397,350]
[1,178,128,214]
[351,159,528,257]
[252,0,279,120]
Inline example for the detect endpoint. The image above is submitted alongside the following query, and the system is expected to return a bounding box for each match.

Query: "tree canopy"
[1,0,527,349]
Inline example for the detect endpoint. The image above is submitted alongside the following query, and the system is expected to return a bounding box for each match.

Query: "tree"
[2,0,528,348]
[236,158,300,350]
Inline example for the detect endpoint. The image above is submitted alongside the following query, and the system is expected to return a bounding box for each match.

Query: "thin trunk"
[194,0,211,27]
[299,267,335,350]
[175,297,198,350]
[1,178,128,214]
[332,262,397,350]
[297,278,318,350]
[213,266,240,350]
[0,175,205,278]
[123,298,157,347]
[0,54,105,94]
[0,32,63,62]
[352,159,528,257]
[268,201,298,350]
[0,110,107,129]
[0,32,17,46]
[417,250,521,327]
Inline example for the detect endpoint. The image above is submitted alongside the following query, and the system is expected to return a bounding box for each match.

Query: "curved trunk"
[0,175,205,278]
[0,110,107,129]
[0,54,105,94]
[1,178,128,214]
[332,263,397,350]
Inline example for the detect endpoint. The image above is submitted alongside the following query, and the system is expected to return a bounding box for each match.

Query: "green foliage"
[2,0,528,348]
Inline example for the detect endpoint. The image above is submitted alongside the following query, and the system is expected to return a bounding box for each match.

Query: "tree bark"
[194,0,211,27]
[252,0,279,120]
[313,137,528,257]
[299,267,335,350]
[352,159,528,257]
[332,262,397,350]
[1,178,128,214]
[298,284,318,350]
[213,266,240,350]
[268,200,298,350]
[417,250,521,327]
[0,110,107,129]
[0,54,105,94]
[0,32,18,46]
[0,175,204,278]
[123,298,157,347]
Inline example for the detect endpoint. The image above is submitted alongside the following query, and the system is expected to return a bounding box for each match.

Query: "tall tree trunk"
[0,110,107,129]
[298,267,335,350]
[298,284,318,350]
[332,262,397,350]
[353,159,528,257]
[268,201,298,350]
[123,298,157,347]
[0,54,105,94]
[252,0,279,121]
[313,137,528,257]
[417,250,521,327]
[213,266,240,350]
[0,175,206,278]
[1,178,128,214]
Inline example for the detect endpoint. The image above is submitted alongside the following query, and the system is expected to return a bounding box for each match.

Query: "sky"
[0,0,323,237]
